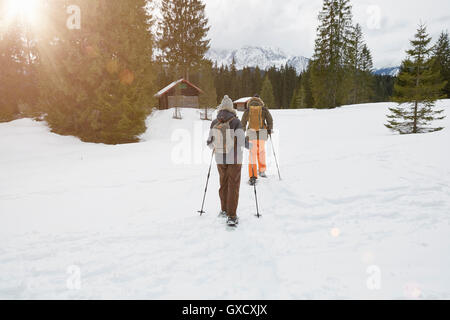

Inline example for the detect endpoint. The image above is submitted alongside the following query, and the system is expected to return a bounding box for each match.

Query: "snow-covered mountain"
[206,46,310,74]
[373,67,400,77]
[207,45,400,77]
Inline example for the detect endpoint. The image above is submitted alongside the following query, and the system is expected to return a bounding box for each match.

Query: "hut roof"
[234,97,253,104]
[154,79,204,97]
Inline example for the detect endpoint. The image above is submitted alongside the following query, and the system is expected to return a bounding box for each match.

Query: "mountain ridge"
[206,45,399,76]
[206,46,310,74]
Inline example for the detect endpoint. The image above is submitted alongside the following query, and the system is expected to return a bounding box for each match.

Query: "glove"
[245,136,251,150]
[207,136,214,147]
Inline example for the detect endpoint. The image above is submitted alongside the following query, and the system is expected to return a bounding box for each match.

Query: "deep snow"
[1,101,449,299]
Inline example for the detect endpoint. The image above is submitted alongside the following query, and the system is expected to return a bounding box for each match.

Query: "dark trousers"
[217,164,242,218]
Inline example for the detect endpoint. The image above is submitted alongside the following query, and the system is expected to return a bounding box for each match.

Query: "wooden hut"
[154,79,204,110]
[233,97,253,111]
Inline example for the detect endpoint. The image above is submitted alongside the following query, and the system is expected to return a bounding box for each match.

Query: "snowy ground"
[1,101,450,299]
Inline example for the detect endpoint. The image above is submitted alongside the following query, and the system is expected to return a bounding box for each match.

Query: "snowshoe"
[218,211,227,218]
[259,171,267,178]
[227,217,239,227]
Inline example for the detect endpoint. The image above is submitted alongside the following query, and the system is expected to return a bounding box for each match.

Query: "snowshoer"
[241,95,274,185]
[207,95,248,227]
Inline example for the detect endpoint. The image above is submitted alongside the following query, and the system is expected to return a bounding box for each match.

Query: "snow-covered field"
[1,101,449,299]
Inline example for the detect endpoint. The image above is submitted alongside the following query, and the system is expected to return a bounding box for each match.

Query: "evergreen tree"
[282,64,298,109]
[0,18,22,121]
[280,65,288,108]
[347,23,363,104]
[345,23,375,104]
[359,44,375,102]
[0,1,40,121]
[267,66,282,107]
[432,31,450,98]
[260,75,276,108]
[221,65,231,101]
[310,0,354,108]
[155,63,173,94]
[373,75,395,102]
[240,67,253,97]
[211,63,314,109]
[213,65,226,104]
[229,57,238,99]
[197,60,217,113]
[158,0,210,80]
[386,25,446,134]
[251,66,263,96]
[303,63,315,108]
[290,83,305,109]
[38,0,155,144]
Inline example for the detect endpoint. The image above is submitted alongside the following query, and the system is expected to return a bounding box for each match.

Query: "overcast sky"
[205,0,450,68]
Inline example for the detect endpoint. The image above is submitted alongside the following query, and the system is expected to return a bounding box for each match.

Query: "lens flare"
[5,0,40,24]
[404,283,422,299]
[330,227,341,237]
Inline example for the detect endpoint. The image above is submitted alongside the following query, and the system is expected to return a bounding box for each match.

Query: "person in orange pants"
[248,139,266,179]
[241,95,274,185]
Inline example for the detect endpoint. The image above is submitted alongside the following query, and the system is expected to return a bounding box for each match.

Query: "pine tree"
[197,60,217,119]
[156,63,173,93]
[282,64,298,109]
[221,65,231,101]
[38,0,155,144]
[280,65,288,109]
[260,75,276,108]
[374,75,395,102]
[0,19,22,121]
[213,65,226,104]
[346,23,371,104]
[386,25,446,134]
[303,63,315,108]
[252,66,263,96]
[229,57,238,99]
[311,0,354,108]
[0,2,40,121]
[158,0,210,80]
[290,84,305,109]
[240,67,253,97]
[432,31,450,98]
[267,66,282,107]
[359,44,375,102]
[211,63,313,109]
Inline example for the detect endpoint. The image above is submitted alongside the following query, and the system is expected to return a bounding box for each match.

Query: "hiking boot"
[259,171,267,178]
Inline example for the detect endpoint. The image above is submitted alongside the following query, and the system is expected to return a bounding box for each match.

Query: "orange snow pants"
[249,140,266,178]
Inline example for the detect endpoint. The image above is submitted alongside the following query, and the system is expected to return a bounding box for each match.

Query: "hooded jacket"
[241,97,274,141]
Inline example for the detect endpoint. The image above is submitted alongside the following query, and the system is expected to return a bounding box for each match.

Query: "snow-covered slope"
[207,46,310,74]
[1,101,450,299]
[373,67,400,77]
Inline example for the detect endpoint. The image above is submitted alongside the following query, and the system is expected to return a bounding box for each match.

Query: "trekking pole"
[198,149,215,216]
[251,161,261,218]
[269,134,282,181]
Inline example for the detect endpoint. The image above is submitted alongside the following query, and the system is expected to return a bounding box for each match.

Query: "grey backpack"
[212,117,235,154]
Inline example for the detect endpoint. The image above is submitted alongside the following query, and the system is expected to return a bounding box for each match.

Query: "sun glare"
[5,0,40,24]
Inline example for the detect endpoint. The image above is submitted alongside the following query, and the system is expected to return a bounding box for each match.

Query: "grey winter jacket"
[207,110,247,165]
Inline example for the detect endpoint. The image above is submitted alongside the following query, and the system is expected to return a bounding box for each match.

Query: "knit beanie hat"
[218,95,236,114]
